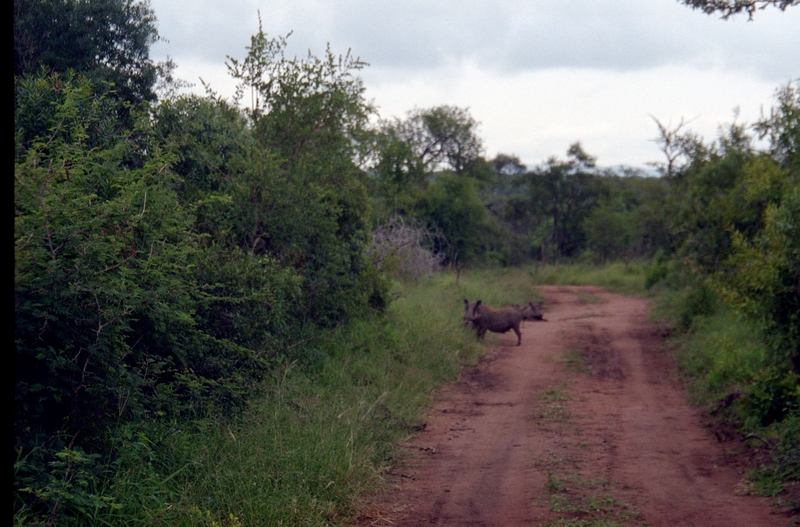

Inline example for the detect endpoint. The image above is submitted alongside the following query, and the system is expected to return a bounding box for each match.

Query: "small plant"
[559,349,587,373]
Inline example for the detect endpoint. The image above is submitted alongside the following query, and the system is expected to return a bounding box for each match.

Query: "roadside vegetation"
[14,1,798,524]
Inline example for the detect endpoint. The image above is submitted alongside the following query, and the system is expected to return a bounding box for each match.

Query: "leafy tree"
[754,81,800,175]
[716,162,800,375]
[679,0,798,19]
[152,93,304,357]
[647,81,799,437]
[515,143,604,260]
[475,154,528,265]
[583,173,673,263]
[383,105,484,176]
[492,154,527,185]
[14,0,163,105]
[417,172,497,266]
[711,82,800,377]
[14,72,199,520]
[221,17,387,325]
[366,127,428,222]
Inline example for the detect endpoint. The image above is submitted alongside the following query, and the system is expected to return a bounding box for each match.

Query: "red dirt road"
[357,286,787,526]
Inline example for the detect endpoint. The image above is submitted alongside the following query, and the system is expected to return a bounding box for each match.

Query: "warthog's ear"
[464,298,469,307]
[475,300,482,308]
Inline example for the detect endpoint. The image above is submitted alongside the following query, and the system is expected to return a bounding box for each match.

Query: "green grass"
[145,275,495,526]
[672,308,769,405]
[528,261,647,296]
[65,270,548,526]
[558,348,588,373]
[450,266,546,306]
[33,262,793,525]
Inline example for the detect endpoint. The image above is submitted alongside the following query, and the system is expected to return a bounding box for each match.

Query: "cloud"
[158,0,797,80]
[147,0,799,168]
[151,0,799,81]
[361,61,780,168]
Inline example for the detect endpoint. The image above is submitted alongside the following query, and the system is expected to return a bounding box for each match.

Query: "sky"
[148,0,800,171]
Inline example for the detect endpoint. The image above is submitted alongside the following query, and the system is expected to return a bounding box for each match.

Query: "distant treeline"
[15,1,799,523]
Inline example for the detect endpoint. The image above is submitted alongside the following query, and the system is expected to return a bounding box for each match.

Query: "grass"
[536,383,573,422]
[148,275,494,526]
[530,381,647,527]
[452,266,546,306]
[40,261,793,525]
[528,261,647,296]
[672,308,770,406]
[557,348,588,373]
[76,269,547,526]
[575,292,605,304]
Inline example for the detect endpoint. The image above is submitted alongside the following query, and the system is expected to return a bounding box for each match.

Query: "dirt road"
[357,285,786,526]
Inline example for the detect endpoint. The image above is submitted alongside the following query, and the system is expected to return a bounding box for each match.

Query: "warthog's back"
[463,299,522,345]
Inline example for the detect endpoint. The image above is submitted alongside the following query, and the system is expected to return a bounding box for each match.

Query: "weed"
[576,292,604,304]
[539,383,572,402]
[559,348,587,373]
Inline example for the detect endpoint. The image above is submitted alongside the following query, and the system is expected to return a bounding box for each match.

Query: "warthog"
[463,299,522,346]
[518,301,545,321]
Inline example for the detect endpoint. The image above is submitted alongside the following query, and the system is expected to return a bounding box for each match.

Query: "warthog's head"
[463,299,482,327]
[519,301,545,321]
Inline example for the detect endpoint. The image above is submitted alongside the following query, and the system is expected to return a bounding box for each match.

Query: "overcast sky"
[148,0,799,170]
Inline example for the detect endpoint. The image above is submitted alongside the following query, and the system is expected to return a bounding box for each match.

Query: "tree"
[384,105,484,176]
[716,164,800,375]
[14,0,163,105]
[366,127,428,222]
[223,17,387,325]
[582,173,673,263]
[679,0,798,19]
[14,72,199,520]
[754,81,800,175]
[417,172,497,267]
[648,116,706,179]
[492,154,527,183]
[516,143,604,260]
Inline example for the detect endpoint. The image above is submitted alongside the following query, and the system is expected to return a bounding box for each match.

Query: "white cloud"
[363,62,780,168]
[149,0,800,169]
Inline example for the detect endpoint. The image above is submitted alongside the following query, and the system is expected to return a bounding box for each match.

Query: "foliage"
[513,143,605,260]
[14,0,800,520]
[366,127,428,222]
[584,174,673,263]
[14,0,164,105]
[679,0,799,19]
[224,17,388,325]
[14,21,391,522]
[640,81,800,501]
[754,81,800,175]
[14,73,200,522]
[528,262,648,296]
[417,172,499,266]
[381,105,485,177]
[714,163,800,372]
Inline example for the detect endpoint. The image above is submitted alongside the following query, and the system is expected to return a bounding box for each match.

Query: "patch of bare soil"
[356,286,790,526]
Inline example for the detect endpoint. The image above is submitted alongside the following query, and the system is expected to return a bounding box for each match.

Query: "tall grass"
[69,270,545,526]
[527,261,647,295]
[672,308,770,405]
[33,263,794,525]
